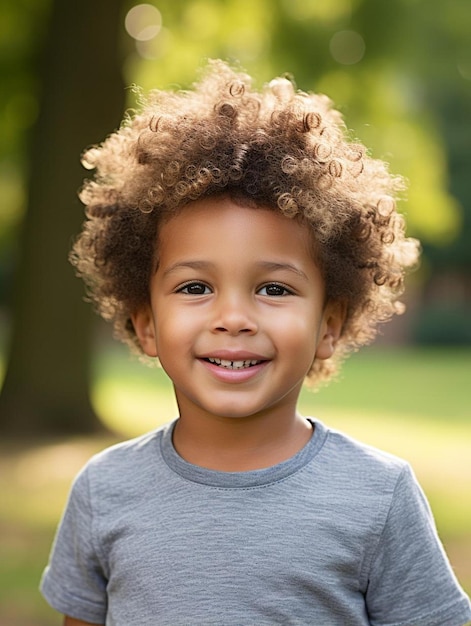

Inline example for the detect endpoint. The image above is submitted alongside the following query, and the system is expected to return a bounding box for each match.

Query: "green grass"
[304,346,471,421]
[1,346,470,624]
[93,344,471,428]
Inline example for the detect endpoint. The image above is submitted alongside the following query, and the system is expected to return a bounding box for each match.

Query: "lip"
[197,350,270,384]
[198,350,268,361]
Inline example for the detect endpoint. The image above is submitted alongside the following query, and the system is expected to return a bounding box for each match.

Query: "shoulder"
[90,422,169,464]
[307,420,425,544]
[73,421,174,498]
[293,421,420,553]
[314,420,410,490]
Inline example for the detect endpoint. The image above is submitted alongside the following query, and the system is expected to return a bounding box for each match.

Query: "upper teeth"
[207,358,260,369]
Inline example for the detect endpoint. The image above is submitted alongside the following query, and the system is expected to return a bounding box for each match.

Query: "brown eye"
[179,282,211,295]
[259,283,292,296]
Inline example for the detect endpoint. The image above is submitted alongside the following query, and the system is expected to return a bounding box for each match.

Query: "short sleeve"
[365,464,471,626]
[40,466,108,624]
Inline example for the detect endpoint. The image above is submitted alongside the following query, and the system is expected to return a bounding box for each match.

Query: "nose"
[211,292,258,336]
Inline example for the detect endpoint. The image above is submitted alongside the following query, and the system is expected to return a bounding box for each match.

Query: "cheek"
[272,312,319,353]
[154,309,196,353]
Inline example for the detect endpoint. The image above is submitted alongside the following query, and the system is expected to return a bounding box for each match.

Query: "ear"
[315,300,345,361]
[130,306,158,357]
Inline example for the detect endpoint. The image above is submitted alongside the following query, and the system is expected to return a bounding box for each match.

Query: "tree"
[2,0,468,437]
[0,0,125,435]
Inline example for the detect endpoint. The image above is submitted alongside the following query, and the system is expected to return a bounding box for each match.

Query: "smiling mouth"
[205,357,263,370]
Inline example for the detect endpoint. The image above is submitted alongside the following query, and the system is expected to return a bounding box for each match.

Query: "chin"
[206,404,273,421]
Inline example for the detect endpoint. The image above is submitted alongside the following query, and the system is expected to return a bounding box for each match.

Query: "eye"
[258,283,293,297]
[177,281,211,295]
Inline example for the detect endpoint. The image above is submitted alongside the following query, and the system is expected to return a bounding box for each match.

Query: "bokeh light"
[330,30,365,65]
[125,3,162,42]
[135,27,172,61]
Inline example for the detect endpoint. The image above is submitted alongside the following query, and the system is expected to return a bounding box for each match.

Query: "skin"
[63,197,344,624]
[132,196,344,471]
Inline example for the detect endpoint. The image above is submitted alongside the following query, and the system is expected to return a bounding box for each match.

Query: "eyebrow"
[162,260,309,281]
[162,260,213,277]
[255,261,309,281]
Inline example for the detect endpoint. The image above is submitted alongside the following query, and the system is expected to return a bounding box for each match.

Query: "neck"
[172,405,313,472]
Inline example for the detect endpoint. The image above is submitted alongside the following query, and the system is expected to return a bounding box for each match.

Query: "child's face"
[133,196,342,424]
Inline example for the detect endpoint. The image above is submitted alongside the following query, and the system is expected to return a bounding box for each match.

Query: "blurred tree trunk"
[0,0,125,435]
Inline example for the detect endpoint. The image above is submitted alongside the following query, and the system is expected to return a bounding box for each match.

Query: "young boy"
[41,60,471,625]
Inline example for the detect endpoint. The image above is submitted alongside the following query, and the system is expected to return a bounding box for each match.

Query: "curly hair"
[71,59,420,385]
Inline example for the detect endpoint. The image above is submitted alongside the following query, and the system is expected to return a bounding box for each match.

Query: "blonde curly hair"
[71,59,419,384]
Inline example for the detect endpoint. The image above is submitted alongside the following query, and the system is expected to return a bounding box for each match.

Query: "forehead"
[157,196,314,260]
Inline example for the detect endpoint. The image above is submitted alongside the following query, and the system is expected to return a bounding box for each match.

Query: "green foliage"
[413,306,471,345]
[92,344,471,430]
[0,0,52,298]
[2,0,470,317]
[115,0,471,346]
[120,0,470,253]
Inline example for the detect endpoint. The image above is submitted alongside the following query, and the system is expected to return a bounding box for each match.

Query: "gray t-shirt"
[41,418,471,625]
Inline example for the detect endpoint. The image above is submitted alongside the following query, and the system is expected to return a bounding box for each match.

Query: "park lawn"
[0,346,470,624]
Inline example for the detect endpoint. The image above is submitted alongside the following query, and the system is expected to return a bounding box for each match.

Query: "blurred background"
[0,0,470,623]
